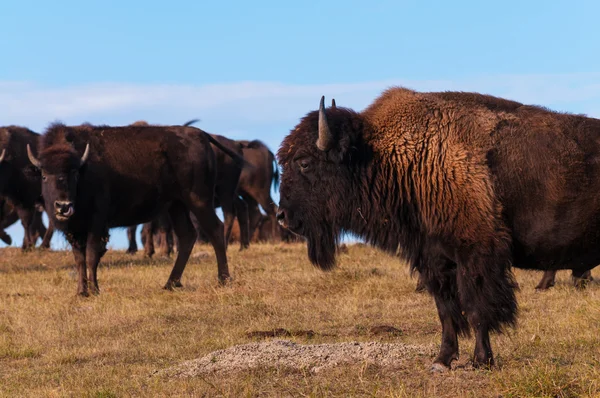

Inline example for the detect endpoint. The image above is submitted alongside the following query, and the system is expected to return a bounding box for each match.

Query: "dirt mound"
[153,340,435,378]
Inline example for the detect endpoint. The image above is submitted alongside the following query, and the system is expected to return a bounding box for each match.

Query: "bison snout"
[276,209,287,227]
[54,201,74,219]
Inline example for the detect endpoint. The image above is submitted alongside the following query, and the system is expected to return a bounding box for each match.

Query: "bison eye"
[41,175,47,182]
[298,159,311,172]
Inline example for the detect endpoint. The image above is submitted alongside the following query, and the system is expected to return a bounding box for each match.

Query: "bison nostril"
[276,210,285,221]
[54,201,73,214]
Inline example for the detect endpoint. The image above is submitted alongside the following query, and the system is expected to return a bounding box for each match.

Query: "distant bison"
[0,197,49,247]
[28,122,242,296]
[236,140,280,245]
[277,89,600,371]
[0,126,54,250]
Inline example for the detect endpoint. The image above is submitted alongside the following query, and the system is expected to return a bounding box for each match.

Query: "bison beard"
[305,222,338,271]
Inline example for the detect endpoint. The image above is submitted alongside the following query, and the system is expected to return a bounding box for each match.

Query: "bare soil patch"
[154,339,436,378]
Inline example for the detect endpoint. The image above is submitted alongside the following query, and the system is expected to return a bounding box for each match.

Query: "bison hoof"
[430,363,449,373]
[218,275,232,285]
[164,280,183,290]
[77,291,90,298]
[0,235,12,245]
[472,357,494,370]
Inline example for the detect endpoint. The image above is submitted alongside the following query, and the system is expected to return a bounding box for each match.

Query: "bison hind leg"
[535,270,557,290]
[164,202,197,290]
[573,269,593,289]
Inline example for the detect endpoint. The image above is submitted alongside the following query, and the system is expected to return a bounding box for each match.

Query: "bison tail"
[272,156,280,191]
[204,133,252,170]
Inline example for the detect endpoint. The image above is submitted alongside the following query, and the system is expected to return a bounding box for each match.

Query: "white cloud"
[2,73,600,134]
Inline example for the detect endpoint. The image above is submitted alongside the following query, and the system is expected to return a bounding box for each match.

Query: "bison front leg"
[234,197,250,250]
[142,222,155,258]
[535,270,557,290]
[16,207,34,251]
[86,229,109,295]
[421,260,468,372]
[40,220,54,250]
[221,196,237,251]
[71,239,89,297]
[126,225,138,254]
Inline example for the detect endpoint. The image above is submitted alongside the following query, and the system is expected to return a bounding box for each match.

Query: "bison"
[27,122,244,296]
[236,140,280,245]
[0,126,54,250]
[0,196,49,247]
[276,89,600,371]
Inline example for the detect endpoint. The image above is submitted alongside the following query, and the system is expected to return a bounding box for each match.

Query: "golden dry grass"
[0,242,599,397]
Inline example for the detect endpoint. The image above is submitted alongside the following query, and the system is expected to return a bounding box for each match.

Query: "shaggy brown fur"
[277,88,600,371]
[0,126,53,250]
[30,122,237,296]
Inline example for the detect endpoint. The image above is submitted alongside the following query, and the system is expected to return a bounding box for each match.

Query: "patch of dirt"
[368,325,403,336]
[153,339,436,378]
[246,328,316,339]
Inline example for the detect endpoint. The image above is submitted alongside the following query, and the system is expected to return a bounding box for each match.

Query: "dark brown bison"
[276,89,600,371]
[0,197,49,247]
[225,202,303,243]
[127,120,250,254]
[27,122,243,296]
[236,140,279,245]
[0,126,54,250]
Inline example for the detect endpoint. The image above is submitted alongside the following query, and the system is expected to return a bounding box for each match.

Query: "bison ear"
[65,131,75,143]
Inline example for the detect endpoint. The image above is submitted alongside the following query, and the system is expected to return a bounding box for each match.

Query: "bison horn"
[27,144,41,169]
[80,143,90,167]
[0,149,5,163]
[331,98,336,108]
[316,96,334,151]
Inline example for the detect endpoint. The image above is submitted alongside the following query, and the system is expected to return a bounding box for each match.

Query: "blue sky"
[2,0,600,249]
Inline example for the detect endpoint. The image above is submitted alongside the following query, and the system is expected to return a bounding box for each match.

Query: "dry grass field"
[1,242,599,397]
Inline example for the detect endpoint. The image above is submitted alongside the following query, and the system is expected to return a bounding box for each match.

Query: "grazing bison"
[276,89,600,371]
[27,122,243,296]
[0,126,54,250]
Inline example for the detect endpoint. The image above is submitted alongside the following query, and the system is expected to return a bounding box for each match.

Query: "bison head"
[27,143,89,222]
[277,96,366,270]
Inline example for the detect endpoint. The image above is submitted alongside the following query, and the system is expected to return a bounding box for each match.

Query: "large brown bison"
[0,126,54,250]
[276,89,600,371]
[27,122,243,296]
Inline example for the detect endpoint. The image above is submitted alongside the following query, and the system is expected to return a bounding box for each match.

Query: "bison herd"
[1,87,599,372]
